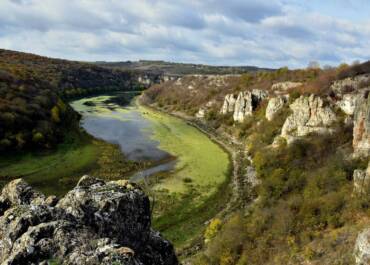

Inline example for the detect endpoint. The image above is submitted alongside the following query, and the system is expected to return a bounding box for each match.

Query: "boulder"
[220,94,237,114]
[281,95,337,143]
[353,94,370,157]
[0,176,178,265]
[355,228,370,265]
[265,96,286,121]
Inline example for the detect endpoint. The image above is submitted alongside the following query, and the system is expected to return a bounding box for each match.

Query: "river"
[70,93,230,194]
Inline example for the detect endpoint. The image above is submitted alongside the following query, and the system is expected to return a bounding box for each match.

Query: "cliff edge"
[0,176,178,265]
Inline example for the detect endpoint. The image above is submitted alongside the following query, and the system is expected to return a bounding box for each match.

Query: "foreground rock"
[281,94,337,143]
[353,94,370,157]
[0,176,178,265]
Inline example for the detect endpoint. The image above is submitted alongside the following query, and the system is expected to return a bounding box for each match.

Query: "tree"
[307,61,320,69]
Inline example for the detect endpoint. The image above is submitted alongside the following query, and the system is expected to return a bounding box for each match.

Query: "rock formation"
[196,108,206,118]
[233,89,268,122]
[353,94,370,157]
[233,92,253,122]
[330,74,370,96]
[271,82,302,93]
[265,96,286,121]
[0,176,178,265]
[337,93,360,116]
[220,94,237,114]
[355,228,370,265]
[353,162,370,195]
[281,95,337,143]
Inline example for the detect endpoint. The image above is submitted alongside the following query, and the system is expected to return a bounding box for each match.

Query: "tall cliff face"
[353,94,370,157]
[281,95,337,143]
[0,176,178,265]
[219,89,268,122]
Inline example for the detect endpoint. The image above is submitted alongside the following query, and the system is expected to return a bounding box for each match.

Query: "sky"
[0,0,370,68]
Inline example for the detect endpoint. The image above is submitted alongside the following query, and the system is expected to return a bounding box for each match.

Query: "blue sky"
[0,0,369,68]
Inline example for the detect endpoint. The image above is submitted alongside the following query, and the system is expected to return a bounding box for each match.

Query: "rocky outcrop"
[355,228,370,265]
[220,94,237,114]
[196,108,206,118]
[233,89,268,122]
[265,96,287,121]
[281,95,337,143]
[233,92,253,122]
[353,94,370,157]
[271,82,302,93]
[0,176,178,265]
[353,162,370,195]
[337,93,360,116]
[330,74,370,96]
[196,100,216,119]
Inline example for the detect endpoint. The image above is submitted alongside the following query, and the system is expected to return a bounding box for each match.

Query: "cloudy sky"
[1,0,370,68]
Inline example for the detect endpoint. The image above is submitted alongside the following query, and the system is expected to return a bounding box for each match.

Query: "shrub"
[51,105,60,123]
[204,218,222,242]
[32,132,44,143]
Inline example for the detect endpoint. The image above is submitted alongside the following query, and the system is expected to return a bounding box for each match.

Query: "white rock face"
[353,95,370,157]
[196,108,205,118]
[331,74,370,96]
[220,94,237,114]
[353,168,370,195]
[337,94,360,116]
[233,92,253,122]
[220,89,268,122]
[233,89,268,122]
[251,89,269,101]
[271,82,302,92]
[281,95,337,142]
[355,228,370,265]
[266,96,286,121]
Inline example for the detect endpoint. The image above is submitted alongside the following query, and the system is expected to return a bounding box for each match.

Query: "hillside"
[0,49,152,152]
[96,60,273,75]
[143,62,370,264]
[0,49,148,99]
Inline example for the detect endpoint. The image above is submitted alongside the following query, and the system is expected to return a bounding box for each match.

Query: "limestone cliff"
[281,95,337,143]
[353,94,370,157]
[265,96,287,121]
[0,176,178,265]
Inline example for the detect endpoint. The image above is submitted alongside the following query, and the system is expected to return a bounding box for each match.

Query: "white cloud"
[0,0,369,67]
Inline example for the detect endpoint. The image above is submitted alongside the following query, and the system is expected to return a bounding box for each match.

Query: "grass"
[0,130,138,197]
[153,174,232,248]
[139,105,230,195]
[0,132,100,196]
[136,103,232,249]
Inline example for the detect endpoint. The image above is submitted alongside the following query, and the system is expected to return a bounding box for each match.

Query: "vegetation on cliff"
[144,61,370,264]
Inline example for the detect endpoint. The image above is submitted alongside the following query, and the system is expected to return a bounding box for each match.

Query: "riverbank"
[137,96,256,259]
[0,129,147,196]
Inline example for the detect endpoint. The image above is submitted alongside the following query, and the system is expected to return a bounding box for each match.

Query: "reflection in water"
[71,94,176,180]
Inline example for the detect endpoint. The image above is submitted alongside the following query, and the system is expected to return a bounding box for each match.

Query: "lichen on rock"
[0,176,178,265]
